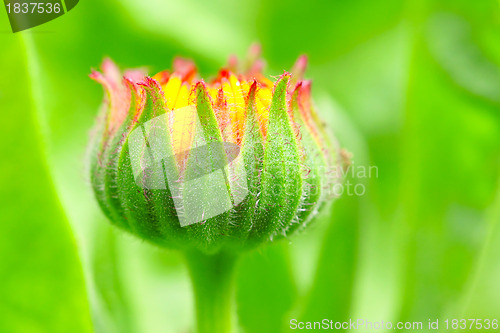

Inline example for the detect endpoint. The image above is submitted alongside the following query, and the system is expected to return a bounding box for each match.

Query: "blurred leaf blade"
[236,243,297,333]
[18,1,208,331]
[397,0,500,321]
[299,195,359,323]
[2,0,500,330]
[0,35,93,333]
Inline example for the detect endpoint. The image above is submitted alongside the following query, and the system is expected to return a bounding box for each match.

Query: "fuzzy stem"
[184,250,238,333]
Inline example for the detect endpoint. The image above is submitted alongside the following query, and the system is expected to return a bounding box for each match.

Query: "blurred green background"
[1,0,500,332]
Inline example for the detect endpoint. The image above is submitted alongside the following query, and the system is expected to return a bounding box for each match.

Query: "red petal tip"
[124,69,147,83]
[101,58,120,78]
[293,80,303,93]
[228,55,238,71]
[173,57,197,82]
[89,69,102,81]
[291,55,308,81]
[301,80,312,91]
[249,43,261,57]
[217,69,233,82]
[248,80,258,96]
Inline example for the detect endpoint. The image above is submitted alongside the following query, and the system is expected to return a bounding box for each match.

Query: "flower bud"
[89,52,342,253]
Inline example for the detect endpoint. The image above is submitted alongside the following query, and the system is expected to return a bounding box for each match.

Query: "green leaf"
[298,187,359,323]
[0,35,93,333]
[90,224,136,333]
[397,2,500,319]
[236,243,297,333]
[460,176,500,317]
[13,2,221,330]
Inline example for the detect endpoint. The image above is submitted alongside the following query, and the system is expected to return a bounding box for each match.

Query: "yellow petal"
[222,74,245,144]
[163,75,196,167]
[162,75,189,111]
[255,84,272,137]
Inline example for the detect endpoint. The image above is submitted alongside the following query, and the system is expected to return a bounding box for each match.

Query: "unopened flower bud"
[89,51,342,253]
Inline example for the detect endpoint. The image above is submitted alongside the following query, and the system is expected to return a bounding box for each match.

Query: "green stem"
[184,250,238,333]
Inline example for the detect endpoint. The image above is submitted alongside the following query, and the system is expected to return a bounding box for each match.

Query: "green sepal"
[228,81,265,246]
[116,77,181,247]
[249,73,303,242]
[181,82,232,253]
[101,78,142,232]
[90,77,139,232]
[275,82,328,237]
